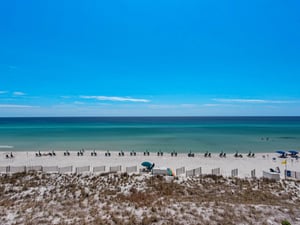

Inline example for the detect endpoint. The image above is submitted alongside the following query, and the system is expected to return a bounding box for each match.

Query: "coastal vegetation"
[0,172,299,225]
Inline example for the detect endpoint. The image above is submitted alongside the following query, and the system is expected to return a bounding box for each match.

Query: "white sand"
[1,151,299,179]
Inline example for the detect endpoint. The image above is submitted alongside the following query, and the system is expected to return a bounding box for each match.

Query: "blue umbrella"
[289,150,299,155]
[276,150,286,155]
[141,161,153,170]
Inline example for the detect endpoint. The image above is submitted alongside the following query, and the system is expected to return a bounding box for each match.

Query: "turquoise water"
[0,117,300,153]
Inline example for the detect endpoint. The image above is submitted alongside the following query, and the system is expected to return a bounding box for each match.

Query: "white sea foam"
[0,145,14,149]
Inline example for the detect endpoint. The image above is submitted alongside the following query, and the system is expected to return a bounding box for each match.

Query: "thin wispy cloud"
[0,91,7,94]
[213,98,297,104]
[148,104,197,109]
[0,104,35,108]
[80,95,150,103]
[74,101,85,105]
[203,104,224,107]
[61,96,72,99]
[13,91,26,96]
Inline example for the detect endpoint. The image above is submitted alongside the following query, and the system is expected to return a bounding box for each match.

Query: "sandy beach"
[1,150,299,179]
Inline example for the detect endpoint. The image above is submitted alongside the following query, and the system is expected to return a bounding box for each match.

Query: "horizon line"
[0,115,300,118]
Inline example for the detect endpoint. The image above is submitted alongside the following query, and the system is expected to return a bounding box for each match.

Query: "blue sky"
[1,0,300,116]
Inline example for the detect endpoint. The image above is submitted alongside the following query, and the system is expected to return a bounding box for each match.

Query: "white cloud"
[13,91,26,96]
[0,91,7,94]
[0,104,34,108]
[180,104,197,108]
[203,104,223,107]
[148,104,197,109]
[61,96,72,99]
[74,101,84,105]
[213,98,296,104]
[80,95,150,103]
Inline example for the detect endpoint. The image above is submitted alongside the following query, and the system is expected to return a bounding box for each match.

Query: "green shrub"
[281,220,291,225]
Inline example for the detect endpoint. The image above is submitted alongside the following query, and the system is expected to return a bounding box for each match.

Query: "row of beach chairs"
[31,150,255,158]
[36,150,56,157]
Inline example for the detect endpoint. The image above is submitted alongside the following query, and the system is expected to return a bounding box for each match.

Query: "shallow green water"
[0,117,299,153]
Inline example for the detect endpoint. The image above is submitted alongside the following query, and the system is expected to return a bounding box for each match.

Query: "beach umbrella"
[276,150,286,155]
[141,161,153,170]
[288,150,299,155]
[167,168,175,176]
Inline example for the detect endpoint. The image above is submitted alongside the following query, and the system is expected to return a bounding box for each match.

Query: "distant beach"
[0,117,300,153]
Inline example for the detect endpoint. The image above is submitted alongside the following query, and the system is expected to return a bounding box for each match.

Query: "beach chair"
[171,150,178,157]
[157,150,163,156]
[188,151,194,157]
[64,150,70,156]
[77,150,83,156]
[270,168,276,173]
[144,150,150,156]
[130,150,136,156]
[91,150,96,156]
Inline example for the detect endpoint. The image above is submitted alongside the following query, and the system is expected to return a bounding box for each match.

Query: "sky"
[0,0,300,116]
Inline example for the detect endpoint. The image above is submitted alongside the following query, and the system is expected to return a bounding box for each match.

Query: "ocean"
[0,117,299,153]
